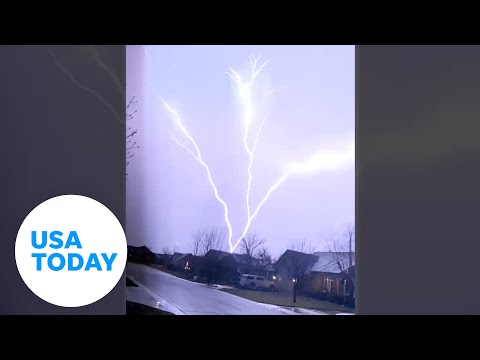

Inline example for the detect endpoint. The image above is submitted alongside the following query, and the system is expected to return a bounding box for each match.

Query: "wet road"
[126,263,290,315]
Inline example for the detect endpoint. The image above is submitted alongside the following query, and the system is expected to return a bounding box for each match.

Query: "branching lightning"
[160,97,234,250]
[87,45,126,98]
[264,86,287,96]
[224,55,286,251]
[54,45,352,254]
[160,53,354,253]
[225,56,268,224]
[48,48,123,123]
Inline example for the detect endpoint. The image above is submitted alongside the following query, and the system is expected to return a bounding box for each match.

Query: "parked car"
[239,274,276,291]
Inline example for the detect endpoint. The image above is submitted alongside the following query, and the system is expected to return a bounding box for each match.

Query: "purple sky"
[126,45,354,258]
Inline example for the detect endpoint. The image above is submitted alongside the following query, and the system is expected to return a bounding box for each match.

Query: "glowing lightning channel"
[87,45,125,98]
[225,54,355,253]
[233,171,291,251]
[264,86,287,96]
[231,141,355,252]
[48,49,123,123]
[287,142,355,174]
[317,223,343,251]
[163,53,354,254]
[246,115,266,219]
[225,55,270,251]
[160,97,234,251]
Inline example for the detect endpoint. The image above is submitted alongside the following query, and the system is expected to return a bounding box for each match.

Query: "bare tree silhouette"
[161,246,172,255]
[192,227,227,256]
[240,233,265,266]
[126,95,139,178]
[192,229,203,257]
[288,239,317,303]
[257,246,273,267]
[328,225,355,302]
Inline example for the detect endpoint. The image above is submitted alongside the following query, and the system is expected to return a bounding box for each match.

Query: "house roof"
[128,245,154,255]
[171,252,184,261]
[192,255,206,262]
[173,253,193,262]
[231,254,261,267]
[153,253,171,260]
[311,251,355,274]
[274,249,319,269]
[204,249,262,266]
[204,249,230,261]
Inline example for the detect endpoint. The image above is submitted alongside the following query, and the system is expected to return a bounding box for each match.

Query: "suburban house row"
[128,245,355,304]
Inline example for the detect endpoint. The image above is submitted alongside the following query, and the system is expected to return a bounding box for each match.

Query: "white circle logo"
[15,195,127,307]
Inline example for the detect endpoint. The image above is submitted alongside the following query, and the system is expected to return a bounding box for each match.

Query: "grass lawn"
[221,288,354,313]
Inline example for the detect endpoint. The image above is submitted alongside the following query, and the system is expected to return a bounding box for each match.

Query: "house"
[273,249,319,292]
[203,250,264,284]
[229,253,262,273]
[188,255,208,276]
[202,250,229,283]
[168,252,186,269]
[264,265,276,281]
[127,245,155,265]
[169,253,205,275]
[302,252,355,302]
[273,250,355,302]
[170,253,191,270]
[152,252,171,267]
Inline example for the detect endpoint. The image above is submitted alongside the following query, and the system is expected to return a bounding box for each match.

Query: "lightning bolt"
[48,48,124,124]
[225,55,268,223]
[231,143,355,252]
[317,222,343,251]
[226,55,354,252]
[160,97,234,251]
[323,222,355,252]
[87,45,125,98]
[226,55,288,251]
[264,86,287,96]
[161,53,354,253]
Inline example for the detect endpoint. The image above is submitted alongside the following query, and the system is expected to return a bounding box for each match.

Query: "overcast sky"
[126,45,354,259]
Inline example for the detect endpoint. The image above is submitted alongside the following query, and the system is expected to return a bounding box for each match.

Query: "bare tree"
[328,225,355,303]
[192,227,226,256]
[288,239,317,303]
[189,229,205,275]
[240,233,265,265]
[126,95,139,178]
[192,229,204,257]
[161,246,172,255]
[204,227,227,254]
[257,246,273,267]
[291,239,316,254]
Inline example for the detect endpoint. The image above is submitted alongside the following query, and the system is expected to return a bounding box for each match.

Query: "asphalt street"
[126,263,295,315]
